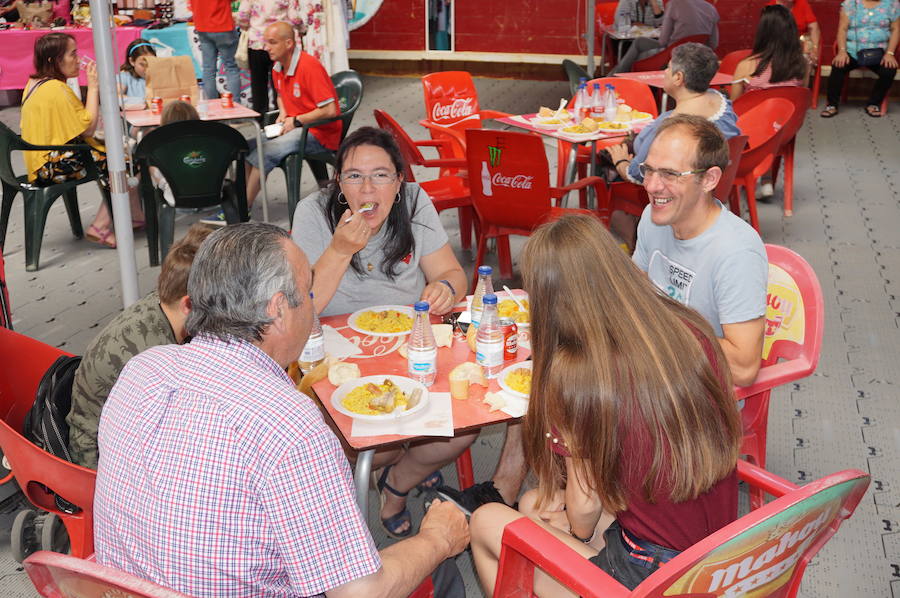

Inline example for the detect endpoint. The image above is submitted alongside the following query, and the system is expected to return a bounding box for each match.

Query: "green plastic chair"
[264,70,363,227]
[562,59,589,97]
[0,122,110,272]
[134,120,249,266]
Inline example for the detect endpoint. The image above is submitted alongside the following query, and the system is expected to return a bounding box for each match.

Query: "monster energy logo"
[488,146,502,167]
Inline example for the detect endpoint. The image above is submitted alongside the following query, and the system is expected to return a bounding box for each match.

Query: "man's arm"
[326,501,469,598]
[282,100,338,133]
[719,318,764,386]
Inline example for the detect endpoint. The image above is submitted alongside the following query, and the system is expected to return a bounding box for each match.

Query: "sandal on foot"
[820,105,838,118]
[865,105,882,118]
[415,470,444,496]
[375,466,412,538]
[85,225,116,249]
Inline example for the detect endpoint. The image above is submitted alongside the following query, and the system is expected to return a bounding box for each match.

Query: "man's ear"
[266,292,287,332]
[179,295,191,316]
[701,165,723,193]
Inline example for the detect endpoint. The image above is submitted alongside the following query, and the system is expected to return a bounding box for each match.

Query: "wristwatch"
[293,116,302,128]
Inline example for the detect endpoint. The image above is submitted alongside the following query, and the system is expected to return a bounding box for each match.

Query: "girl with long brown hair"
[470,214,742,594]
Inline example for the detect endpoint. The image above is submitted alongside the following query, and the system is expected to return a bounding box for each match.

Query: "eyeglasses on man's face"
[339,172,399,185]
[638,162,708,184]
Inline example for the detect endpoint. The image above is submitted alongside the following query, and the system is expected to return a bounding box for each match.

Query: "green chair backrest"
[134,120,248,208]
[0,123,30,190]
[332,70,363,144]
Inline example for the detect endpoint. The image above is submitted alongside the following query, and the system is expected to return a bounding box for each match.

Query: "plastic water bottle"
[408,301,437,386]
[573,82,586,121]
[605,84,618,119]
[466,265,494,351]
[476,294,504,378]
[615,6,630,33]
[591,82,604,119]
[298,295,325,371]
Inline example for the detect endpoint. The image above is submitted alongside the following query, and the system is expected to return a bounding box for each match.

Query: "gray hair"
[185,223,303,342]
[669,43,720,93]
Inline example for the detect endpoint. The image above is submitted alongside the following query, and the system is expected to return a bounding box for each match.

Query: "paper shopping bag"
[144,56,199,105]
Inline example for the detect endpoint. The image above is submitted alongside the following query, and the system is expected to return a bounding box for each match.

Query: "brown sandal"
[820,105,838,118]
[85,225,117,249]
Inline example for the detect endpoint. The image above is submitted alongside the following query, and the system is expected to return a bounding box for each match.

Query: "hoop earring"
[394,192,401,204]
[337,192,348,205]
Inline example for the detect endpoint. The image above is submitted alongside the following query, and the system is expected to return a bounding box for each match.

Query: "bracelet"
[614,158,631,168]
[888,51,896,56]
[439,279,456,298]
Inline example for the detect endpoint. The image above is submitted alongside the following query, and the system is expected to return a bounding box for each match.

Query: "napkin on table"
[323,325,362,360]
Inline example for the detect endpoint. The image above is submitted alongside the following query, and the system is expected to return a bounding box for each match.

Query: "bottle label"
[476,339,504,368]
[408,347,437,375]
[299,335,325,363]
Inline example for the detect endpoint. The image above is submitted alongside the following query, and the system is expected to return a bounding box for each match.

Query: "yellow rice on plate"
[498,299,530,324]
[356,309,413,333]
[341,379,410,416]
[504,368,532,395]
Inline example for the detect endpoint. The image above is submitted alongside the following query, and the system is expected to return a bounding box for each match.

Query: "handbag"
[853,0,886,67]
[235,29,250,70]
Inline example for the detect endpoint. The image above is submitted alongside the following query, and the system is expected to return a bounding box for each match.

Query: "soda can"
[221,91,234,109]
[179,94,191,103]
[150,97,163,115]
[500,318,518,361]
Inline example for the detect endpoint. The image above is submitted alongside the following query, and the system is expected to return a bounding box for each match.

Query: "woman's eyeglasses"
[339,172,398,185]
[638,162,707,184]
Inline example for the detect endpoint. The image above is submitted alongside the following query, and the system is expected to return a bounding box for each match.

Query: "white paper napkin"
[499,392,529,418]
[351,392,454,437]
[323,325,362,360]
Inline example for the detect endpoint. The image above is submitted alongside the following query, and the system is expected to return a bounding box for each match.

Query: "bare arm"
[282,100,338,133]
[82,63,100,138]
[882,18,899,69]
[310,208,370,314]
[418,243,467,315]
[719,318,764,386]
[833,11,850,67]
[326,501,468,598]
[564,457,604,541]
[729,57,755,100]
[807,21,821,61]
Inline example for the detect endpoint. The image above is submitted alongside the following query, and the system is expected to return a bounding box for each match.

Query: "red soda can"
[150,97,163,114]
[179,94,191,103]
[500,318,518,361]
[221,91,234,109]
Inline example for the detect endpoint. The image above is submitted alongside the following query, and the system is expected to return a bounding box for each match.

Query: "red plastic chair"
[713,135,749,202]
[420,71,511,175]
[631,34,710,72]
[736,244,824,509]
[24,551,190,597]
[731,98,795,231]
[718,49,752,97]
[0,327,97,560]
[492,460,869,598]
[465,128,605,285]
[734,87,811,218]
[810,41,823,109]
[373,109,477,252]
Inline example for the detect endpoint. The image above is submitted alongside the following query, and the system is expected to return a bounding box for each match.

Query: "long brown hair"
[32,32,74,82]
[750,5,806,83]
[521,214,741,512]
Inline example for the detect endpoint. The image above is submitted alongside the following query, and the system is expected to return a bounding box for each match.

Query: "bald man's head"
[263,21,296,65]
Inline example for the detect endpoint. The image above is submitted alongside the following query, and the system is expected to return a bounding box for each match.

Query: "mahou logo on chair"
[431,97,476,122]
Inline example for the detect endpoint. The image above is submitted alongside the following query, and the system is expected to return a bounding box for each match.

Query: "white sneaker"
[759,182,774,198]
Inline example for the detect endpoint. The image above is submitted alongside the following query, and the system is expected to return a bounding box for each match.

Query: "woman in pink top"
[730,5,809,100]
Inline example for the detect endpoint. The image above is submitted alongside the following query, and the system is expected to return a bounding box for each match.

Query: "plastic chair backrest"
[573,77,659,118]
[373,109,420,182]
[713,134,748,201]
[0,122,27,190]
[736,97,794,150]
[422,71,482,128]
[632,34,709,71]
[596,1,618,26]
[0,327,65,432]
[563,59,590,97]
[493,463,870,598]
[24,551,190,598]
[332,70,364,144]
[465,128,554,232]
[733,86,811,146]
[719,49,753,76]
[134,120,248,208]
[761,244,824,366]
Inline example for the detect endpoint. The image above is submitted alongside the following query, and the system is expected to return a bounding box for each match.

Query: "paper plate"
[498,361,532,400]
[332,375,429,421]
[348,305,415,337]
[531,117,570,129]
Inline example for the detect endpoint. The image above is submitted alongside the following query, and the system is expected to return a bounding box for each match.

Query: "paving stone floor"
[0,74,898,597]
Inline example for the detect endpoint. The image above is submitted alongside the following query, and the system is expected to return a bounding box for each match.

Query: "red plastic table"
[313,309,530,512]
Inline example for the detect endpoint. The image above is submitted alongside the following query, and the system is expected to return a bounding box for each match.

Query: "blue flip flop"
[376,466,412,539]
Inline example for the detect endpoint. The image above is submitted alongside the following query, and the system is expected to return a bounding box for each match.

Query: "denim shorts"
[588,521,681,590]
[248,125,330,174]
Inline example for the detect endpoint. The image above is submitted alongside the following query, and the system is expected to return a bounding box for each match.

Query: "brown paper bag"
[17,0,54,27]
[144,56,199,105]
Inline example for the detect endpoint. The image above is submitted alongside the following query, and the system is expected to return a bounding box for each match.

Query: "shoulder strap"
[23,78,50,104]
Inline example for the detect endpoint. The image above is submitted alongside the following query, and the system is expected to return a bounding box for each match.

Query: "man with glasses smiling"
[632,114,767,386]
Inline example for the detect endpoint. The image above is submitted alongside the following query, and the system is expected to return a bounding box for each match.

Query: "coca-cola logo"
[492,173,534,190]
[431,97,476,122]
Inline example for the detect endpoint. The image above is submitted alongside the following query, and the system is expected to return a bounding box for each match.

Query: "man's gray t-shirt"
[291,183,449,317]
[632,201,767,337]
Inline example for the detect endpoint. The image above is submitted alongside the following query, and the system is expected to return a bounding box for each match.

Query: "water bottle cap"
[579,76,587,83]
[593,82,600,88]
[414,301,430,312]
[477,265,493,275]
[483,293,498,305]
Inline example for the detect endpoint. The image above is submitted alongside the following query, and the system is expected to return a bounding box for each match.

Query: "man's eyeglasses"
[638,163,708,184]
[339,172,399,185]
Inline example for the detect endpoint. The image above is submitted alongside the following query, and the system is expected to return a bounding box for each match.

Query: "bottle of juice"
[467,265,494,352]
[475,294,503,378]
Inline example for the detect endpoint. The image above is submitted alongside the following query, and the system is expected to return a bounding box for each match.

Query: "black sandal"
[820,105,838,118]
[865,105,882,118]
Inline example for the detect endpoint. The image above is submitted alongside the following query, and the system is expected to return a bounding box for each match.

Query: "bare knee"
[470,503,520,553]
[517,488,541,517]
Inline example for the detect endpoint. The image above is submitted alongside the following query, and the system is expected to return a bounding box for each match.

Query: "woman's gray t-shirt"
[291,183,449,317]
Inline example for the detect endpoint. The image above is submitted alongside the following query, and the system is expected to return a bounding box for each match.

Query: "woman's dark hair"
[32,32,74,81]
[120,40,156,76]
[323,126,416,279]
[750,5,807,83]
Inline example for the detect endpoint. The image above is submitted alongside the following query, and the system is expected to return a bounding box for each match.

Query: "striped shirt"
[94,334,381,597]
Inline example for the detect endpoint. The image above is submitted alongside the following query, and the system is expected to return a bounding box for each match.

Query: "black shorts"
[588,521,680,590]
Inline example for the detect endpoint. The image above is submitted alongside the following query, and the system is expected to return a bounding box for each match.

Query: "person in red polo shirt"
[768,0,821,62]
[246,21,340,209]
[192,0,241,101]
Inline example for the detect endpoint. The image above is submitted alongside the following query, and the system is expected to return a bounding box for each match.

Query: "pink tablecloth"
[0,26,144,90]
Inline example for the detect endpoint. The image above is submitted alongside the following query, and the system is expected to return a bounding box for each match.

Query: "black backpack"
[23,355,82,463]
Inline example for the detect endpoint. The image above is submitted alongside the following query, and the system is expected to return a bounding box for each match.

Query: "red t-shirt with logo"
[191,0,235,33]
[272,49,341,151]
[767,0,817,35]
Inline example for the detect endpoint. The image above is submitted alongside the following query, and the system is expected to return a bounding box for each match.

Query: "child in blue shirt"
[118,40,156,110]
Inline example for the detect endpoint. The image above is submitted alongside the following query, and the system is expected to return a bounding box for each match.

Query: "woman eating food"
[292,126,467,317]
[291,126,474,539]
[470,214,742,594]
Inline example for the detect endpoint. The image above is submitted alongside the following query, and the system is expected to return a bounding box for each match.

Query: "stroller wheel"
[40,512,71,554]
[10,509,40,563]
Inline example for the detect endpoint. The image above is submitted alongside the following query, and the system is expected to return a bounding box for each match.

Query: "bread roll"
[449,362,488,400]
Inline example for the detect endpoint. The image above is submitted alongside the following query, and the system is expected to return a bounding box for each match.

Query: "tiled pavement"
[1,74,898,597]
